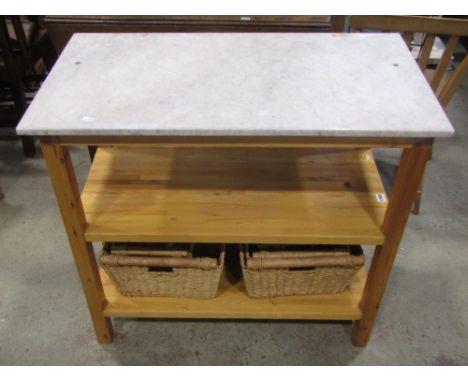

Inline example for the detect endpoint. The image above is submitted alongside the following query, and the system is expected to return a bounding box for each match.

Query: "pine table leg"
[412,172,425,215]
[41,143,113,344]
[352,145,431,347]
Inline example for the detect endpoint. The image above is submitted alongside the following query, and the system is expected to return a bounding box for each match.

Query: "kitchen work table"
[17,33,454,347]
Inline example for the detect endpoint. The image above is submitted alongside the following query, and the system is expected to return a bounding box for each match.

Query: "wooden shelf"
[82,147,387,244]
[101,268,365,320]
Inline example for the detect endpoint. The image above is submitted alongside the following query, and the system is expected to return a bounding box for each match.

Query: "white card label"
[376,193,387,203]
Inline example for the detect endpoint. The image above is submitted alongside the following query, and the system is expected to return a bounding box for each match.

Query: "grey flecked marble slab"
[17,33,454,137]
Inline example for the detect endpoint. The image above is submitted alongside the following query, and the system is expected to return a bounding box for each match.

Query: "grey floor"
[1,80,467,365]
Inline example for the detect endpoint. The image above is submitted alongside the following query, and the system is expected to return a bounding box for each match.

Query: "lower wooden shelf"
[101,268,365,320]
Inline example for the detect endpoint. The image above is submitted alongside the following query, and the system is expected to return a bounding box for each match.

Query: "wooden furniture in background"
[0,16,33,156]
[349,15,468,214]
[44,16,346,54]
[0,16,57,157]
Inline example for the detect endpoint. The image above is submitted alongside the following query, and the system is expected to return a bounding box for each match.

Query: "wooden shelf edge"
[86,233,384,245]
[100,268,365,321]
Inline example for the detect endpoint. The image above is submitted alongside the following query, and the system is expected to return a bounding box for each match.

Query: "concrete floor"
[1,79,467,365]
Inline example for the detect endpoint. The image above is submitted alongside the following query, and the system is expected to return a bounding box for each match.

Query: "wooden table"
[17,33,454,347]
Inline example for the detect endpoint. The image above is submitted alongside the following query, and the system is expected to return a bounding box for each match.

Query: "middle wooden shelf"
[81,147,387,244]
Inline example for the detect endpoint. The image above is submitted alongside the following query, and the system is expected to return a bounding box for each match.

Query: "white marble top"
[17,33,454,138]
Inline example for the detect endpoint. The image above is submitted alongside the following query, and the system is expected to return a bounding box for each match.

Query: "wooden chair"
[349,15,468,214]
[0,16,57,157]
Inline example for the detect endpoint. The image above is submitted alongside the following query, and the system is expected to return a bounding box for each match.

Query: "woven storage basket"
[100,243,224,299]
[241,244,364,298]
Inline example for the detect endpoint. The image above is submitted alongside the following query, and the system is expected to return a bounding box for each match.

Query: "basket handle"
[100,255,218,269]
[246,255,364,270]
[109,244,190,257]
[251,250,350,259]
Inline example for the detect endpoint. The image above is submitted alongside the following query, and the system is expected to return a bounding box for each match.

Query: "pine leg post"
[352,145,431,347]
[413,143,433,215]
[41,142,113,344]
[412,172,425,215]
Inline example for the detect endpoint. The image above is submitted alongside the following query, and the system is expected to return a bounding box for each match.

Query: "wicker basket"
[100,243,225,298]
[241,244,364,298]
